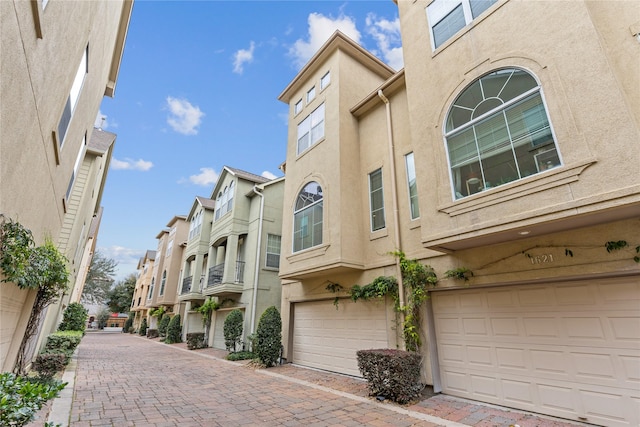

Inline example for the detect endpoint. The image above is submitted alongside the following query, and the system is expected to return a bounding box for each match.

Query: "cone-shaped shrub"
[255,306,281,367]
[58,302,88,332]
[158,313,170,337]
[139,318,148,336]
[224,309,243,352]
[165,314,182,344]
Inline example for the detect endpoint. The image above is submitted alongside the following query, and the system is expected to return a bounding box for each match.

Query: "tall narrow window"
[445,68,560,199]
[427,0,497,49]
[294,99,303,115]
[405,153,420,219]
[306,86,316,103]
[265,234,281,268]
[293,182,323,252]
[148,278,155,300]
[297,103,325,155]
[159,271,167,295]
[369,169,385,231]
[66,134,86,201]
[58,45,88,147]
[320,71,331,90]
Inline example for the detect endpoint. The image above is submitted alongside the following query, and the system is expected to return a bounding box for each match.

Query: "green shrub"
[41,331,83,363]
[255,306,282,367]
[139,318,148,336]
[165,314,182,344]
[186,332,207,350]
[123,314,134,332]
[57,302,87,332]
[0,372,66,427]
[146,329,159,339]
[32,353,67,379]
[223,309,243,352]
[226,351,255,361]
[356,349,423,404]
[158,314,170,337]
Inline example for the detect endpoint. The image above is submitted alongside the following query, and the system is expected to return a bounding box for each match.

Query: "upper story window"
[166,240,173,257]
[405,153,420,219]
[214,181,235,220]
[66,133,86,201]
[169,226,176,236]
[306,86,316,103]
[265,234,281,268]
[148,278,155,300]
[294,99,303,115]
[427,0,497,49]
[369,168,386,231]
[58,44,88,148]
[188,210,203,240]
[445,68,560,200]
[159,270,167,295]
[293,182,323,252]
[320,71,331,90]
[297,103,325,155]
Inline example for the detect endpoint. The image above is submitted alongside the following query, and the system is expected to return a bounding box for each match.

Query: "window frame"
[293,182,323,252]
[65,133,86,201]
[405,152,420,220]
[159,270,167,295]
[58,44,88,148]
[296,103,325,155]
[369,168,386,232]
[294,99,303,115]
[306,86,316,103]
[444,68,561,200]
[320,71,331,90]
[426,0,497,50]
[265,234,281,268]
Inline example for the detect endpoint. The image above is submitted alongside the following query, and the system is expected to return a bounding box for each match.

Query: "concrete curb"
[46,348,78,427]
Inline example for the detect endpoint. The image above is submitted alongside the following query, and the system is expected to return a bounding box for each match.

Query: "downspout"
[377,90,406,333]
[250,185,265,335]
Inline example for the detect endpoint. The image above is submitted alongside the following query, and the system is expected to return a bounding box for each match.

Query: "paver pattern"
[61,332,589,427]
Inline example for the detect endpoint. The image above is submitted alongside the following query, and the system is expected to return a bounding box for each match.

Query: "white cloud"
[166,96,205,135]
[233,41,256,74]
[261,171,277,180]
[187,167,219,186]
[366,14,404,70]
[289,13,361,69]
[98,246,145,280]
[111,157,154,171]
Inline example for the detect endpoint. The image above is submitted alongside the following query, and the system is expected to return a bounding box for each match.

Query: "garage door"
[292,299,389,377]
[212,310,231,350]
[432,277,640,427]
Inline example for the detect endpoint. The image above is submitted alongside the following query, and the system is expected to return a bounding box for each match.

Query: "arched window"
[159,270,167,295]
[293,182,323,252]
[445,68,560,199]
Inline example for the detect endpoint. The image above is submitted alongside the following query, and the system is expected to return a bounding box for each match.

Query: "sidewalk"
[35,332,593,427]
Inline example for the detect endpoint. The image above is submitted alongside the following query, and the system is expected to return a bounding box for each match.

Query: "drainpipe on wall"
[378,89,406,342]
[250,185,265,335]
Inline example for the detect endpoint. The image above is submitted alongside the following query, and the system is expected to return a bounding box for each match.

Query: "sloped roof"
[87,127,116,155]
[196,196,216,210]
[225,166,270,184]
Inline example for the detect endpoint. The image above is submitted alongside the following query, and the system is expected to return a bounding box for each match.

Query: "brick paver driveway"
[69,332,453,427]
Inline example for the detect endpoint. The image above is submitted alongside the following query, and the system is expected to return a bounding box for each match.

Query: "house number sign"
[529,254,554,264]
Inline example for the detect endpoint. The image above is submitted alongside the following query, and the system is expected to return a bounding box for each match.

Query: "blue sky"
[95,0,403,280]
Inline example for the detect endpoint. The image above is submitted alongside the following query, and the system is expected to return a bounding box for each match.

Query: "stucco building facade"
[277,1,639,426]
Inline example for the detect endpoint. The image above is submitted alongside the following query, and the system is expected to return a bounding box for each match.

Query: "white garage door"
[212,310,231,350]
[292,299,389,377]
[432,276,640,427]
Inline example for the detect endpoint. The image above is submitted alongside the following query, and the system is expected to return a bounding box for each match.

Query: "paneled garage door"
[431,277,640,427]
[292,299,389,377]
[212,310,231,350]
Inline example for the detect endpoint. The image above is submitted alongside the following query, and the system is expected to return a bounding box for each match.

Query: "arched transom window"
[293,182,323,252]
[445,68,561,199]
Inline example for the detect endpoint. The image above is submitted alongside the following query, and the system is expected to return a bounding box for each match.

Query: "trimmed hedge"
[32,353,67,379]
[146,329,159,339]
[41,331,83,363]
[223,309,243,352]
[158,314,170,337]
[226,351,255,361]
[255,306,281,367]
[57,302,88,333]
[165,314,182,344]
[139,318,148,336]
[356,349,423,404]
[186,332,207,350]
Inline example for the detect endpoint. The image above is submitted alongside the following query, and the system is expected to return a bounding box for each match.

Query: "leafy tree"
[57,302,88,332]
[165,314,182,344]
[95,306,111,329]
[223,309,243,352]
[106,273,136,313]
[81,250,117,304]
[255,306,282,367]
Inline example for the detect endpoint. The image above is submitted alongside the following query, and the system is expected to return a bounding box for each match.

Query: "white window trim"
[405,152,420,220]
[320,71,331,90]
[306,86,316,103]
[369,168,386,232]
[426,0,497,50]
[296,103,325,155]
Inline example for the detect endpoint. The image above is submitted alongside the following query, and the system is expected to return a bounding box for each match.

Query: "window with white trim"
[405,152,420,219]
[306,86,316,103]
[297,103,325,155]
[166,240,173,258]
[293,182,323,252]
[214,181,235,220]
[445,68,560,199]
[369,168,385,231]
[294,99,303,115]
[159,270,167,295]
[265,234,281,268]
[320,71,331,90]
[148,278,154,300]
[427,0,497,49]
[58,45,88,147]
[188,210,203,240]
[66,133,86,201]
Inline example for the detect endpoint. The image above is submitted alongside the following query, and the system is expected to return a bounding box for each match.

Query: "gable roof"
[209,166,271,198]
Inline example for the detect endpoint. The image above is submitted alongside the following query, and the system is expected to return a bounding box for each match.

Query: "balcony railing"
[181,275,193,294]
[207,261,245,287]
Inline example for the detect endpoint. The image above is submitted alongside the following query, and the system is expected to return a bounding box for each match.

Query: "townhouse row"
[131,1,639,426]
